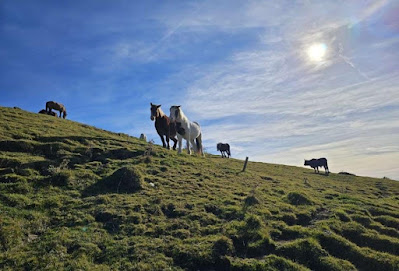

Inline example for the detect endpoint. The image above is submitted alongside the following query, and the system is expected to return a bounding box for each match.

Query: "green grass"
[0,106,398,270]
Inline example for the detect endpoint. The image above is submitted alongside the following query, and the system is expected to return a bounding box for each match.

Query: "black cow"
[217,143,231,158]
[304,158,329,175]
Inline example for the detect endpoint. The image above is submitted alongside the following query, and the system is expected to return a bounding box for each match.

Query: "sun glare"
[307,43,327,62]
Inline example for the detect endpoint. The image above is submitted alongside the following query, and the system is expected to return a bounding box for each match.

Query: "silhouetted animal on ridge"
[150,103,177,150]
[139,133,147,141]
[304,158,329,175]
[46,101,67,118]
[217,143,231,158]
[38,109,57,117]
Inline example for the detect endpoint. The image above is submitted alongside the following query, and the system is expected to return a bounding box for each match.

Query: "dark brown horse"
[150,103,177,150]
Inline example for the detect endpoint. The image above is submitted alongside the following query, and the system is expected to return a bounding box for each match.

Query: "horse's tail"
[196,133,204,156]
[192,122,204,156]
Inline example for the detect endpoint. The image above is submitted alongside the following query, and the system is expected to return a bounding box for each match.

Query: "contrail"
[338,43,370,80]
[146,3,204,62]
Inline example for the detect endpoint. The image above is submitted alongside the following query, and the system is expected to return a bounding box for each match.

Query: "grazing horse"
[304,158,330,175]
[150,103,177,150]
[46,101,67,119]
[169,105,203,155]
[217,143,231,158]
[38,109,57,117]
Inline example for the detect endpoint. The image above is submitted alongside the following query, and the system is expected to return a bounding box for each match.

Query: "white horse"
[169,105,203,155]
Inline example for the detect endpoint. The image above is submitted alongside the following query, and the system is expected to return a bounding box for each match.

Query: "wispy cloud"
[170,1,399,179]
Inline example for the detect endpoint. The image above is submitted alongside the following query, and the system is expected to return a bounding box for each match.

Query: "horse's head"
[150,103,162,121]
[62,110,67,119]
[169,105,181,122]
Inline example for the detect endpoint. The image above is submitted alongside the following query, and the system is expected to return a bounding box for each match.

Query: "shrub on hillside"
[245,215,262,231]
[49,171,72,186]
[231,215,276,257]
[161,203,186,218]
[0,179,32,194]
[351,215,372,226]
[319,256,356,270]
[0,217,24,251]
[277,238,330,270]
[109,167,143,193]
[84,166,143,195]
[335,210,351,222]
[244,195,259,206]
[285,192,313,205]
[212,236,234,257]
[230,255,309,271]
[281,213,297,226]
[374,216,399,229]
[317,231,399,271]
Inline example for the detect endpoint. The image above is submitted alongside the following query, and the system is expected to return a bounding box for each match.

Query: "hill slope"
[0,106,398,270]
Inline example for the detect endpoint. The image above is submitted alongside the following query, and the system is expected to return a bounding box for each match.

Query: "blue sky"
[1,0,399,179]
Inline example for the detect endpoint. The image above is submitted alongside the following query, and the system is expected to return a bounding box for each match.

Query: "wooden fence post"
[242,157,249,172]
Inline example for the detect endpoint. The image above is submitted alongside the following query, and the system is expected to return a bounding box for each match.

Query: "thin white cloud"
[165,1,399,179]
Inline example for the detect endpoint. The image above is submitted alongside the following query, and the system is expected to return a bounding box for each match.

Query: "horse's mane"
[176,107,188,123]
[157,107,166,117]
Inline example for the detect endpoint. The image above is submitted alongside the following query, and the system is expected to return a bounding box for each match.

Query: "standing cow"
[304,158,329,175]
[217,143,231,158]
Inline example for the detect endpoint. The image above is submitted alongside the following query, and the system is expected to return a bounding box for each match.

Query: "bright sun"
[307,43,327,62]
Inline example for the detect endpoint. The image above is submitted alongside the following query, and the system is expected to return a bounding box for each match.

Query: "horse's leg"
[190,138,197,154]
[186,140,191,154]
[171,137,177,150]
[166,132,171,150]
[159,134,166,148]
[59,111,62,117]
[186,134,191,155]
[177,135,183,154]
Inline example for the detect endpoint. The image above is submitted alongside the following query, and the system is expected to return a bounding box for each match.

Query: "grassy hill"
[0,106,398,271]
